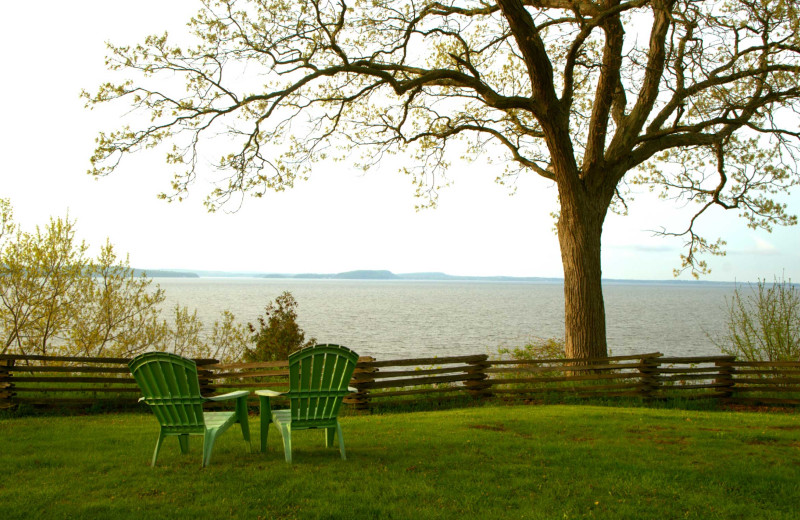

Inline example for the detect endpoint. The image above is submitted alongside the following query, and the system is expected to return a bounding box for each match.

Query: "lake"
[155,278,738,360]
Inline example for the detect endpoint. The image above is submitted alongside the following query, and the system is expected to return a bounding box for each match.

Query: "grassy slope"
[1,405,799,519]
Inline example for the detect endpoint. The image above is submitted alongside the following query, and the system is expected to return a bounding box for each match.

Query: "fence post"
[638,354,661,400]
[714,356,736,401]
[463,354,492,400]
[0,359,16,410]
[195,359,218,397]
[348,356,377,412]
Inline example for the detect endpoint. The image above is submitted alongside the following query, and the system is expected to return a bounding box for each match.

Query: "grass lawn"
[1,404,799,519]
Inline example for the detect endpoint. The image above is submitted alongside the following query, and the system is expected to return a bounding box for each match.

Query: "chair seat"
[271,409,339,430]
[272,409,291,423]
[204,411,238,431]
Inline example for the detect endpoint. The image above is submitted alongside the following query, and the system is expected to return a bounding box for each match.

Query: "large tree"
[85,0,800,359]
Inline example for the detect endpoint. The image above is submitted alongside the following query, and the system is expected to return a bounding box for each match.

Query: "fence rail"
[2,351,800,411]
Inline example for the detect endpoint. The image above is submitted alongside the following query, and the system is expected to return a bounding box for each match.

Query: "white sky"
[1,1,798,282]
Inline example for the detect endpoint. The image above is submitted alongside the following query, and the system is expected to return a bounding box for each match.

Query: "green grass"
[2,404,799,519]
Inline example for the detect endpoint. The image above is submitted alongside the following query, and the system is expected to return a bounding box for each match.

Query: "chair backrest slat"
[129,352,206,432]
[318,352,337,419]
[309,352,326,420]
[288,344,358,426]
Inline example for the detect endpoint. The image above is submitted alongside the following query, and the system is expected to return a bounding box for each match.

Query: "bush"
[714,277,800,362]
[493,337,566,393]
[244,291,315,362]
[496,337,566,361]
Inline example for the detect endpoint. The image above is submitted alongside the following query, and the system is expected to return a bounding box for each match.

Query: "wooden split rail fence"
[0,354,217,409]
[2,352,800,411]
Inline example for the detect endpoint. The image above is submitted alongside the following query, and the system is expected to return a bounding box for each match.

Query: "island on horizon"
[137,268,738,285]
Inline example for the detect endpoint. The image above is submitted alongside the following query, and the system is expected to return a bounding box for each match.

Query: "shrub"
[496,337,566,361]
[493,337,566,393]
[713,277,800,362]
[244,291,315,362]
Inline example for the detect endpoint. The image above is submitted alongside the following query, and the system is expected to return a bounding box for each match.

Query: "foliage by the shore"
[496,337,566,361]
[0,200,248,361]
[244,291,315,362]
[713,277,800,362]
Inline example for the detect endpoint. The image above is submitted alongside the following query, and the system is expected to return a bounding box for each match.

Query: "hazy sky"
[1,1,798,281]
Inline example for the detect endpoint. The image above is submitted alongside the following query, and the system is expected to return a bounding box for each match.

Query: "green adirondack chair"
[256,344,359,463]
[128,352,251,467]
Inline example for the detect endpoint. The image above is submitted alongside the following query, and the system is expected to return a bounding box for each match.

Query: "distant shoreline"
[139,268,742,286]
[133,269,199,279]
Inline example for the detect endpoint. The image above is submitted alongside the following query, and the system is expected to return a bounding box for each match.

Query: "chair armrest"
[206,390,250,402]
[255,389,287,397]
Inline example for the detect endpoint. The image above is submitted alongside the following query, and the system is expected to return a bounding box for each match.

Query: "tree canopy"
[86,0,800,359]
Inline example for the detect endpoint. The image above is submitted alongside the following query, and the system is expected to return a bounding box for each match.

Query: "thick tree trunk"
[557,191,609,361]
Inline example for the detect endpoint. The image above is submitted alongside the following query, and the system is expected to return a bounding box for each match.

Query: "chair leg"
[325,427,336,448]
[151,431,166,467]
[202,430,217,468]
[259,397,271,453]
[178,434,190,454]
[336,422,346,460]
[236,397,252,453]
[261,417,270,454]
[278,423,292,464]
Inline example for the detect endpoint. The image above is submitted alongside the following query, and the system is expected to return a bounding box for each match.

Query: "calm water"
[155,278,737,360]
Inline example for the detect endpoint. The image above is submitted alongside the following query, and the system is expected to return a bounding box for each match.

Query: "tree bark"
[557,185,610,361]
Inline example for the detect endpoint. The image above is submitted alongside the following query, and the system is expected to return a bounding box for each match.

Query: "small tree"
[67,241,168,358]
[245,292,315,362]
[0,199,251,360]
[0,208,88,356]
[158,306,250,363]
[205,310,250,363]
[714,277,800,362]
